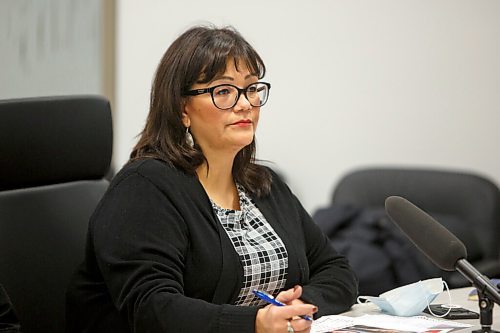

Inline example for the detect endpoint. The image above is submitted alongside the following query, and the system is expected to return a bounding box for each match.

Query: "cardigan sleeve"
[295,192,358,317]
[293,195,359,317]
[262,169,358,317]
[91,171,257,332]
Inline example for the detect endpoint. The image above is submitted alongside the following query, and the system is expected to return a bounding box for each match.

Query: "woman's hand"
[255,286,317,333]
[276,285,307,306]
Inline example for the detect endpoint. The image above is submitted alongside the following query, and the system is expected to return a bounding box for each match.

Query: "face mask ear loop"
[426,280,452,318]
[357,296,368,304]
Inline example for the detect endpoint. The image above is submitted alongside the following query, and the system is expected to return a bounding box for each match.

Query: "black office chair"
[0,96,112,333]
[328,167,500,290]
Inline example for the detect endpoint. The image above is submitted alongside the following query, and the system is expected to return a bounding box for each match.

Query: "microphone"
[385,196,500,304]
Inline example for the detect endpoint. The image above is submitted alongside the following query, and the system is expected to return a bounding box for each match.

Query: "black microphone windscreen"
[385,196,467,271]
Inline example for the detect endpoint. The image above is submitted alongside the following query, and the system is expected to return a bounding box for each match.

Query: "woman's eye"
[215,88,231,96]
[247,86,257,93]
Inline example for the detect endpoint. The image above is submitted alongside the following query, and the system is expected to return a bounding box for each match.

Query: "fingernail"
[293,285,299,291]
[312,306,318,313]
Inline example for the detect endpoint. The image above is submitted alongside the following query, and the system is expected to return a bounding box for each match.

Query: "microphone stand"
[476,291,497,333]
[456,259,500,333]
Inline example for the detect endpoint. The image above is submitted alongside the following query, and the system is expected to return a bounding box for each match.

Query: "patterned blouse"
[210,184,289,306]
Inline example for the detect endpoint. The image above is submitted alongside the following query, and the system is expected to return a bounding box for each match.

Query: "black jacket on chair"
[318,167,500,294]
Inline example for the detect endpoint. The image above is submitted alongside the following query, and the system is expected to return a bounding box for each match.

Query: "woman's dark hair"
[130,25,272,197]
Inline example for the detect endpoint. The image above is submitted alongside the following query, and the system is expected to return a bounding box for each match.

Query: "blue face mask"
[357,278,444,317]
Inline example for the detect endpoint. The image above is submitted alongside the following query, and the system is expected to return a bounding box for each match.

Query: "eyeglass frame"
[183,81,271,110]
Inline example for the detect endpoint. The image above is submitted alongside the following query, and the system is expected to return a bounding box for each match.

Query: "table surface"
[342,287,499,332]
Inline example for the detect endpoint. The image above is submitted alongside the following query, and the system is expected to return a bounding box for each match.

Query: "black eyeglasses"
[184,82,271,110]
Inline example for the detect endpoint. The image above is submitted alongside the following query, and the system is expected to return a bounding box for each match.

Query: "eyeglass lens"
[212,83,269,109]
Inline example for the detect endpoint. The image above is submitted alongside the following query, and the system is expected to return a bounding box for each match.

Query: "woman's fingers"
[256,286,318,333]
[289,317,313,333]
[279,303,317,322]
[255,303,317,333]
[276,285,302,303]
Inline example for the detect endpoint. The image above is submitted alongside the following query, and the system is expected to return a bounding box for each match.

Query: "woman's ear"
[182,103,190,128]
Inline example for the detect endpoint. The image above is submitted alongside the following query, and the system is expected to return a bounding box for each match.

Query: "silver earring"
[185,127,194,148]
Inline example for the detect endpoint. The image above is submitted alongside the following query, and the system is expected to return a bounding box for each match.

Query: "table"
[342,287,499,332]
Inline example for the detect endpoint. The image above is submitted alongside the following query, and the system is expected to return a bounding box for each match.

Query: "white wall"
[116,0,500,213]
[0,0,102,99]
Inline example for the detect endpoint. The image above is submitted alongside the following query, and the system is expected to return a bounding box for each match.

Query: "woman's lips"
[231,119,252,126]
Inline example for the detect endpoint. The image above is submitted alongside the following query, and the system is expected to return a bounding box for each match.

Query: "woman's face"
[182,59,260,157]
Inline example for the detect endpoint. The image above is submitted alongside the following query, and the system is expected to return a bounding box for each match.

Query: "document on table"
[311,314,472,333]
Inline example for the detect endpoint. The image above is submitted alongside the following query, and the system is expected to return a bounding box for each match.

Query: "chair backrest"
[332,167,500,261]
[0,96,112,333]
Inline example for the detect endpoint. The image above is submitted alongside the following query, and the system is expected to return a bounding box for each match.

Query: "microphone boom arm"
[456,259,500,304]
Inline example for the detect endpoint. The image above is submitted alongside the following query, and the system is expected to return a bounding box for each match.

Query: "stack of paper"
[311,314,472,333]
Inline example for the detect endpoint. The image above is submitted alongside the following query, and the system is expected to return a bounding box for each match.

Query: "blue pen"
[252,289,313,321]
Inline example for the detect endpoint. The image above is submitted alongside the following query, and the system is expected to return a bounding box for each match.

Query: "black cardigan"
[66,159,358,332]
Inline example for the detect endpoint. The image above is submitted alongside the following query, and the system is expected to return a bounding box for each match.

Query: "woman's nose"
[232,93,252,112]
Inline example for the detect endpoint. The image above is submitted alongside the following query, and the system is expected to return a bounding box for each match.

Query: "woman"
[66,25,358,333]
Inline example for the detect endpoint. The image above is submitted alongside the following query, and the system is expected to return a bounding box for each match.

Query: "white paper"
[310,315,355,332]
[311,314,472,333]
